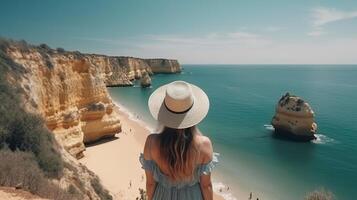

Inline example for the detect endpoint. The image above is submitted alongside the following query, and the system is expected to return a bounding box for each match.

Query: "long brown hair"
[158,126,198,181]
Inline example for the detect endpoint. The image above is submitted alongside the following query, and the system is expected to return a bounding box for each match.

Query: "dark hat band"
[164,100,194,114]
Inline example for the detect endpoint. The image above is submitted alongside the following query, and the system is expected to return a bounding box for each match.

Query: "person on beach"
[140,81,218,200]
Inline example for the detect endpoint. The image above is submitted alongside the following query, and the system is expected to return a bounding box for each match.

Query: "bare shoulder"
[195,135,213,164]
[198,135,212,149]
[146,133,159,141]
[143,133,159,159]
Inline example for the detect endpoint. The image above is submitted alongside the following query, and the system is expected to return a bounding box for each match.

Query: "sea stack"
[271,92,317,141]
[140,72,151,88]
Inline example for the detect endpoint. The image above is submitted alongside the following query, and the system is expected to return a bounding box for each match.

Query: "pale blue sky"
[1,0,357,64]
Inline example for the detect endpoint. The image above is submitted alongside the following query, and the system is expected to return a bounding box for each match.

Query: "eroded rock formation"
[3,46,121,158]
[271,92,317,141]
[145,59,181,73]
[140,71,151,88]
[1,39,181,158]
[105,56,180,87]
[58,147,111,200]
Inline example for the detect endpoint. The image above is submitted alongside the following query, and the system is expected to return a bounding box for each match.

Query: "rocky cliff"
[140,71,152,88]
[102,56,181,87]
[271,92,317,141]
[1,39,181,158]
[2,44,121,159]
[144,59,181,73]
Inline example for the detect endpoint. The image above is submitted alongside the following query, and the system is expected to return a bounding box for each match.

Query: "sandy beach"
[80,103,225,200]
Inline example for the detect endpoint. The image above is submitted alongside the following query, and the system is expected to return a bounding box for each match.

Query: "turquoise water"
[108,65,357,200]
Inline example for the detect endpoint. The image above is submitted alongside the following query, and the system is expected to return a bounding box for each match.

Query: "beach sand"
[80,104,225,200]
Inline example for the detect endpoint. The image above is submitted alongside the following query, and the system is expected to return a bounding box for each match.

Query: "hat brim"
[148,83,209,129]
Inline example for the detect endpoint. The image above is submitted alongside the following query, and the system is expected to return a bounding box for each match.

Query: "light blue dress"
[139,152,219,200]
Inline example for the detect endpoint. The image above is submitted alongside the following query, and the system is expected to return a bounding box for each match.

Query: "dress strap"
[199,152,219,176]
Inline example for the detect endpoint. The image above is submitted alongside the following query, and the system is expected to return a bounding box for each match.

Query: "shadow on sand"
[85,135,120,147]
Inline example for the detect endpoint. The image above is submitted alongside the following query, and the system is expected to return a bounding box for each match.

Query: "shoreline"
[112,100,254,200]
[80,104,147,199]
[80,100,227,200]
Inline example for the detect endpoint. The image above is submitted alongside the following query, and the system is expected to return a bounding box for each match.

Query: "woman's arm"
[199,136,214,200]
[145,170,157,200]
[144,134,157,200]
[200,173,213,200]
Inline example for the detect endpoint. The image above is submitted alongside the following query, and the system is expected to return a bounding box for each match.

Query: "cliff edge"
[1,39,181,158]
[100,56,181,87]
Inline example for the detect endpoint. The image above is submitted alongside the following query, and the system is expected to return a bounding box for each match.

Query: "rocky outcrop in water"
[271,92,317,141]
[140,71,151,88]
[0,39,180,158]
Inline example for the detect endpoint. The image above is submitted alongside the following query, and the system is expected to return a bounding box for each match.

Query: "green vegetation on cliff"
[0,38,112,200]
[0,38,63,177]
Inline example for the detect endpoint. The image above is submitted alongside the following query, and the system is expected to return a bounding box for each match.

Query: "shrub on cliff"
[88,102,106,112]
[0,38,113,200]
[0,57,63,177]
[91,176,113,200]
[56,47,65,53]
[5,113,63,177]
[35,43,55,68]
[0,40,27,74]
[0,149,81,200]
[39,43,51,51]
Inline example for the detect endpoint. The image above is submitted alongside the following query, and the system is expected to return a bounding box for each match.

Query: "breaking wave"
[213,182,237,200]
[264,124,275,131]
[313,134,336,144]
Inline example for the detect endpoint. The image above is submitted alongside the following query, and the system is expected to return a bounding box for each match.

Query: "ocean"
[108,65,357,200]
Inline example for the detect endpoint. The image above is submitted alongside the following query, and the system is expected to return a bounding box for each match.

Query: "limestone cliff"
[145,58,181,73]
[104,56,181,86]
[1,39,181,158]
[1,38,181,199]
[2,45,121,158]
[271,92,317,141]
[140,71,151,88]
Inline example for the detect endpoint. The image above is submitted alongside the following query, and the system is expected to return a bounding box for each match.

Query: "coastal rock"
[1,38,183,200]
[145,58,181,73]
[118,57,152,80]
[94,56,134,87]
[2,41,122,158]
[58,147,113,200]
[95,56,180,87]
[140,72,151,88]
[1,39,181,158]
[271,92,317,141]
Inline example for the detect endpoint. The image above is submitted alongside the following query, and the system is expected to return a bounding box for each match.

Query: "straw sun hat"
[148,81,209,129]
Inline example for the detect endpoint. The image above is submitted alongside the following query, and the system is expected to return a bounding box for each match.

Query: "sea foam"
[264,124,336,145]
[113,100,156,133]
[213,182,238,200]
[264,124,275,131]
[313,134,336,144]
